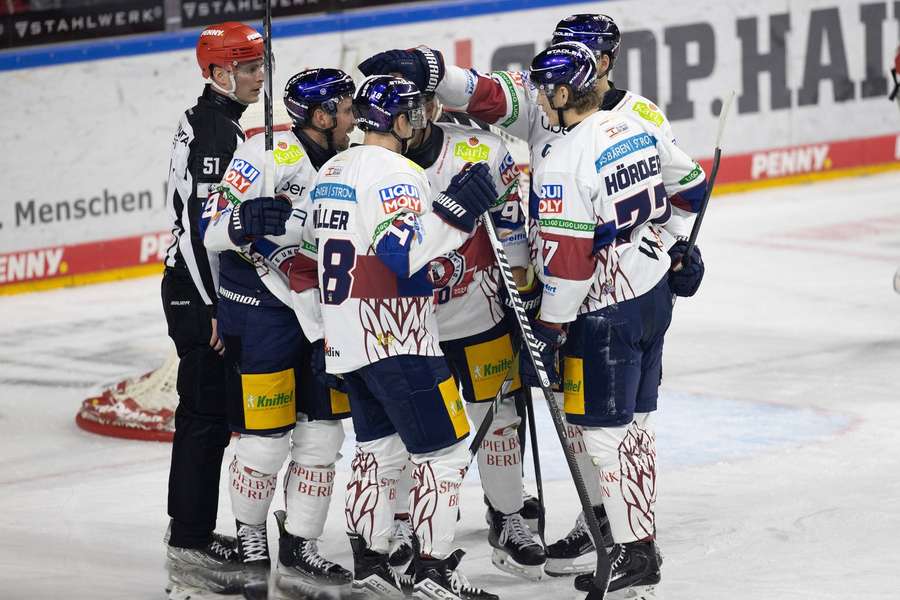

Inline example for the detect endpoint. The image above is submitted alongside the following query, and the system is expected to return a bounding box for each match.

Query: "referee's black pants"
[161,267,231,548]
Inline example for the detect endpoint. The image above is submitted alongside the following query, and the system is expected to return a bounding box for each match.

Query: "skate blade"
[490,548,544,581]
[412,578,462,600]
[543,551,597,576]
[167,564,244,596]
[608,583,660,600]
[167,582,240,600]
[351,575,405,600]
[275,569,349,598]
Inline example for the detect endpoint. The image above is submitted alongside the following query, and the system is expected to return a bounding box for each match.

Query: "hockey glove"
[519,320,566,388]
[668,240,705,297]
[310,339,347,393]
[500,275,542,322]
[358,47,445,95]
[227,196,292,246]
[433,162,496,234]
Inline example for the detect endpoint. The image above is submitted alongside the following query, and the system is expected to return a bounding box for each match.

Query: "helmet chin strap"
[210,70,246,104]
[311,115,337,154]
[391,116,416,155]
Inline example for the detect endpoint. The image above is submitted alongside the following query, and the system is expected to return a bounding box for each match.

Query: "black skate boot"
[413,549,498,600]
[487,510,545,581]
[274,510,351,594]
[483,492,544,534]
[235,520,270,600]
[544,504,612,576]
[388,514,414,569]
[574,541,661,599]
[348,533,405,599]
[164,523,244,596]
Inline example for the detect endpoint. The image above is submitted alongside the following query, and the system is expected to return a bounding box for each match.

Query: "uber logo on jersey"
[378,184,422,213]
[539,184,563,214]
[313,207,349,231]
[279,181,306,197]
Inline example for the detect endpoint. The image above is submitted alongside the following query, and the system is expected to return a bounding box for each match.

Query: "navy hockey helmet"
[552,14,621,71]
[529,41,598,99]
[283,68,356,126]
[352,75,426,133]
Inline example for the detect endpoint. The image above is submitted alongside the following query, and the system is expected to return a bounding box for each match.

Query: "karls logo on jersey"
[539,184,564,214]
[223,159,260,194]
[498,152,519,186]
[379,184,422,213]
[632,101,664,127]
[453,138,490,163]
[274,142,304,166]
[750,144,830,179]
[604,155,662,195]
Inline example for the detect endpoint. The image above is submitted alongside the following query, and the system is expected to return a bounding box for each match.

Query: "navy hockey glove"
[228,196,292,245]
[668,240,705,297]
[500,277,542,322]
[519,320,566,388]
[358,47,445,95]
[310,340,347,393]
[433,162,496,234]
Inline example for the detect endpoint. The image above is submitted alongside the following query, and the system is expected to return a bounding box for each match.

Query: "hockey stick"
[523,388,547,545]
[480,216,611,598]
[673,91,735,272]
[261,0,275,197]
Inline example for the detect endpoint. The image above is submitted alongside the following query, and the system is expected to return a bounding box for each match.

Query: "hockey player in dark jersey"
[161,21,263,598]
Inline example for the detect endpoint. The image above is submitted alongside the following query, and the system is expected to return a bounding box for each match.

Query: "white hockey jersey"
[531,110,699,322]
[203,130,323,339]
[421,121,528,341]
[305,144,472,374]
[436,65,707,241]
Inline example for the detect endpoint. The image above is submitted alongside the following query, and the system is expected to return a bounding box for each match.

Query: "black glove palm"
[433,162,496,234]
[668,240,705,297]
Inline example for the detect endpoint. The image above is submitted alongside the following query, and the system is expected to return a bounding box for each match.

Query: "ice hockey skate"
[273,510,351,596]
[164,525,244,596]
[235,520,270,599]
[412,549,498,600]
[544,505,612,576]
[487,510,545,580]
[348,533,405,599]
[574,541,661,599]
[483,491,544,534]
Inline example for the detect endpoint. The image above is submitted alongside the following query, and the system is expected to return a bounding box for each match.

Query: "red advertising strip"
[2,133,899,295]
[698,132,900,192]
[0,231,172,295]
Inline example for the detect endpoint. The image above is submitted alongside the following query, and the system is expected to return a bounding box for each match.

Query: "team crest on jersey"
[223,159,260,193]
[378,184,422,213]
[274,142,304,165]
[539,184,564,214]
[499,152,519,186]
[454,138,490,163]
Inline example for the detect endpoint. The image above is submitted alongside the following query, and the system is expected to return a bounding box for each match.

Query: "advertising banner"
[1,0,898,292]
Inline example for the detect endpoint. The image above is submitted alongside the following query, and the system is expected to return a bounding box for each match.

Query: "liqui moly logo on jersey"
[223,159,260,194]
[539,184,563,214]
[379,184,422,213]
[499,152,519,186]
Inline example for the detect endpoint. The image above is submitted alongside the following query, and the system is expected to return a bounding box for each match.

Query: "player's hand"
[519,319,566,388]
[668,240,704,297]
[227,196,292,245]
[310,339,347,393]
[209,318,225,355]
[433,162,496,233]
[358,47,445,94]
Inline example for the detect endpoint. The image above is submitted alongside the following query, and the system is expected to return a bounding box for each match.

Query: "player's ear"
[557,85,570,108]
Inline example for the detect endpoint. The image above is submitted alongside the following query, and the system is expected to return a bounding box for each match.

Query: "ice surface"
[1,171,899,599]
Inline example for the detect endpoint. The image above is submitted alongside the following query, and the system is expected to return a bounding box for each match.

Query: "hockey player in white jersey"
[305,74,498,599]
[396,84,545,579]
[202,68,358,594]
[519,42,707,599]
[358,13,708,578]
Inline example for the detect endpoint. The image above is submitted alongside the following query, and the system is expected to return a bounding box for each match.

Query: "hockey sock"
[345,433,408,553]
[229,433,289,525]
[409,438,470,559]
[581,413,657,543]
[468,399,524,514]
[284,419,344,539]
